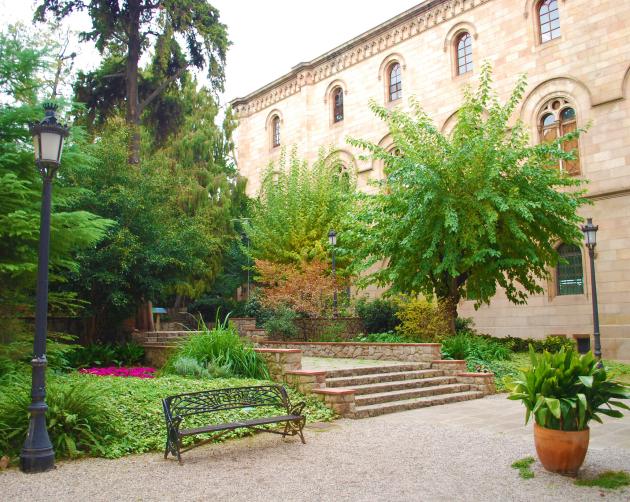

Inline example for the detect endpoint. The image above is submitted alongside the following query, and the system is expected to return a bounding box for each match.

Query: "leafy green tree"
[0,28,112,317]
[347,63,589,331]
[36,0,229,162]
[245,148,356,268]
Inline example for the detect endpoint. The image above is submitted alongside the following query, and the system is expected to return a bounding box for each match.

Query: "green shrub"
[165,319,269,379]
[395,297,450,342]
[0,376,121,459]
[496,335,575,353]
[355,297,400,334]
[317,322,346,342]
[539,335,575,353]
[353,332,414,343]
[441,333,512,362]
[455,317,475,334]
[507,348,630,431]
[64,342,145,369]
[262,306,299,340]
[172,356,210,378]
[242,291,274,327]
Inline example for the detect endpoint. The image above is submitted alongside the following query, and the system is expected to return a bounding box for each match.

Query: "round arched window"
[456,32,473,75]
[389,63,402,101]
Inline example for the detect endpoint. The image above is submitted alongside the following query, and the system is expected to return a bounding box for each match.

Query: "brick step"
[326,369,445,388]
[349,391,485,419]
[354,383,471,406]
[322,363,431,379]
[348,376,459,395]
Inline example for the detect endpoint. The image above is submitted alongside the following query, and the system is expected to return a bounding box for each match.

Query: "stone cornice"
[230,0,492,118]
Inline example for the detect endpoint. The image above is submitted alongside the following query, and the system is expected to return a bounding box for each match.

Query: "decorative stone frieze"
[231,0,491,117]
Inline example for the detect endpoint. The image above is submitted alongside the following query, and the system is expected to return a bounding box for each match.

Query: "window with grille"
[272,116,280,148]
[456,32,473,75]
[539,0,560,43]
[539,98,580,175]
[333,88,344,122]
[557,243,584,295]
[389,63,402,101]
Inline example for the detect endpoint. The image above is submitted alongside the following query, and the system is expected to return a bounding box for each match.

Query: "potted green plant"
[507,347,629,475]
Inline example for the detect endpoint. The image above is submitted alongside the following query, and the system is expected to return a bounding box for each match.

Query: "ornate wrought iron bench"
[162,384,306,464]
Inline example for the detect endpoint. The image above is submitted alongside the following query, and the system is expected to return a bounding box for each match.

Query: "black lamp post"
[581,217,601,361]
[328,229,338,318]
[21,104,69,473]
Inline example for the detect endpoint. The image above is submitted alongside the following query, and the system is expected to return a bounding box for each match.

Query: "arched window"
[272,116,280,148]
[389,63,402,101]
[333,88,344,123]
[556,244,584,295]
[456,32,473,75]
[538,0,560,43]
[539,98,580,175]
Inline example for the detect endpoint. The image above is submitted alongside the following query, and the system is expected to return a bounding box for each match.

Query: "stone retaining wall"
[260,341,441,362]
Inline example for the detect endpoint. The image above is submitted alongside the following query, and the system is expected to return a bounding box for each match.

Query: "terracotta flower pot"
[533,423,590,476]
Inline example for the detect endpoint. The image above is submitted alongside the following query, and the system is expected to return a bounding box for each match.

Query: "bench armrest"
[289,401,306,417]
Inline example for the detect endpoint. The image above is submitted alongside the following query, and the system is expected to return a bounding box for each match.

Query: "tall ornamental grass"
[165,318,269,380]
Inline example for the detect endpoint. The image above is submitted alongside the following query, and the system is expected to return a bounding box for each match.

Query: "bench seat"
[180,414,302,436]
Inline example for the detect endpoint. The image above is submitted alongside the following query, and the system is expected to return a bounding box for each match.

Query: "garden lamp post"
[581,217,601,361]
[243,232,251,300]
[21,103,69,473]
[328,229,338,318]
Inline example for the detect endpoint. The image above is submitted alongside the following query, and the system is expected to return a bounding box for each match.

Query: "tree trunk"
[126,0,142,164]
[437,296,458,335]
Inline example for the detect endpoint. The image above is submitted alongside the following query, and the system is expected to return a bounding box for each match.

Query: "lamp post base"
[20,447,55,473]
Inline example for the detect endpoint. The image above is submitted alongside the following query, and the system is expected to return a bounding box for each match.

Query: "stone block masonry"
[254,345,495,418]
[260,341,441,362]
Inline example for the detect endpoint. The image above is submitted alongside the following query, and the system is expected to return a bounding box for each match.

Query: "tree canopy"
[245,148,356,269]
[348,63,589,330]
[0,29,112,315]
[35,0,230,161]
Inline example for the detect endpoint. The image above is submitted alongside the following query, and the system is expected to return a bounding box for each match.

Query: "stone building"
[230,0,630,361]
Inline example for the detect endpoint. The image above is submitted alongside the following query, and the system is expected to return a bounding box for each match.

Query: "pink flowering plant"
[79,367,156,379]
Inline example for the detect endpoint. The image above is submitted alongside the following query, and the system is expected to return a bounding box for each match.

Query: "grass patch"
[511,456,535,479]
[575,471,630,490]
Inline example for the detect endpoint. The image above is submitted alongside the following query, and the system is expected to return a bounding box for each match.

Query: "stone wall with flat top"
[260,341,441,362]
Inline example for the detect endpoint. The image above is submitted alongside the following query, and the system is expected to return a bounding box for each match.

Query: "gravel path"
[3,396,629,502]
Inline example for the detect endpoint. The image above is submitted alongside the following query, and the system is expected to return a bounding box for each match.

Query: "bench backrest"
[163,385,290,421]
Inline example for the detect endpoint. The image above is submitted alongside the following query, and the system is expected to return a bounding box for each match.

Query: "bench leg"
[297,420,306,445]
[281,421,290,439]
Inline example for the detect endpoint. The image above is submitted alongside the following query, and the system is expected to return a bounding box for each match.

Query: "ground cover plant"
[511,456,535,479]
[574,471,630,490]
[0,373,334,461]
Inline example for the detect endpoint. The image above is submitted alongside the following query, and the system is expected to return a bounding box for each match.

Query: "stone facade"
[231,0,630,361]
[261,341,442,362]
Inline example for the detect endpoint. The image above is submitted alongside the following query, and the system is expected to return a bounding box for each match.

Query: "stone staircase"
[320,362,484,419]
